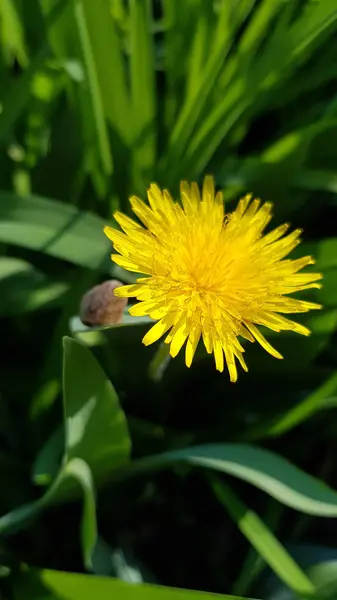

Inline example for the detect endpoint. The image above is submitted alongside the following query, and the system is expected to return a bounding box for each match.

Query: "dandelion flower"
[104,176,322,382]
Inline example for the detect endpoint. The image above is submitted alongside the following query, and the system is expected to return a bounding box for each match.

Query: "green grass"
[1,1,337,599]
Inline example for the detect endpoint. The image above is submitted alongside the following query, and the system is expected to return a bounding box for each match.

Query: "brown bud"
[80,280,127,326]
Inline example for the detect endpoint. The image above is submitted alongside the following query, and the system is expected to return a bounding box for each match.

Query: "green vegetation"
[1,1,337,598]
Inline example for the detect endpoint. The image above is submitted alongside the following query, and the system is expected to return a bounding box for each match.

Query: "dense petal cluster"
[104,176,322,382]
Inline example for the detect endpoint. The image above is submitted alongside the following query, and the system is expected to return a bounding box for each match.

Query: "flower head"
[104,176,322,382]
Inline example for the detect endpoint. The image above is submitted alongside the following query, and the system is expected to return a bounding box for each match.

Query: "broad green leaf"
[33,426,64,486]
[63,337,131,481]
[40,568,254,600]
[0,257,68,316]
[0,191,111,270]
[0,256,36,280]
[210,476,315,596]
[0,456,96,567]
[62,458,97,569]
[125,443,337,517]
[0,337,130,566]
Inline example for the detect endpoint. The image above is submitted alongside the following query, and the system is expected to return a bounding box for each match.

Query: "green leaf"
[32,426,65,486]
[62,458,97,570]
[264,371,337,438]
[267,560,337,600]
[0,337,130,567]
[0,191,110,270]
[209,475,315,597]
[293,169,337,194]
[40,568,254,600]
[0,257,68,316]
[0,0,67,144]
[301,238,337,271]
[0,44,49,145]
[0,0,28,66]
[129,0,156,181]
[164,1,234,171]
[79,0,131,144]
[0,455,97,565]
[233,501,283,597]
[319,269,337,307]
[73,0,112,177]
[124,443,337,518]
[63,337,131,481]
[181,2,337,177]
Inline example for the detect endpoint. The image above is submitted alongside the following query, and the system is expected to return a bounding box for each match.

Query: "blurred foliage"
[1,0,337,599]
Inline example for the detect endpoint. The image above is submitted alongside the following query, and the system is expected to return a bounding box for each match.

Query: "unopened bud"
[80,280,127,326]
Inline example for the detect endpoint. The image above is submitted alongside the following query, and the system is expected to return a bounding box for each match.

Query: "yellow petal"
[202,175,215,206]
[223,346,238,383]
[181,181,198,215]
[147,184,163,212]
[130,196,160,233]
[142,315,175,346]
[245,321,283,359]
[213,338,224,372]
[185,326,201,368]
[113,212,143,232]
[111,254,150,274]
[235,193,252,218]
[234,347,248,372]
[202,322,213,354]
[169,318,188,357]
[114,284,143,298]
[259,223,289,247]
[129,300,163,317]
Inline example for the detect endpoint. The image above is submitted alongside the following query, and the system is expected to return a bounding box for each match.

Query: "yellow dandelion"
[104,176,322,382]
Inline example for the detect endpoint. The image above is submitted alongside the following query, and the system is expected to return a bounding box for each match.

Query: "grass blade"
[266,372,337,438]
[129,0,156,184]
[73,0,113,177]
[0,0,67,145]
[0,0,28,66]
[80,0,131,145]
[0,44,49,144]
[183,2,337,177]
[209,475,315,597]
